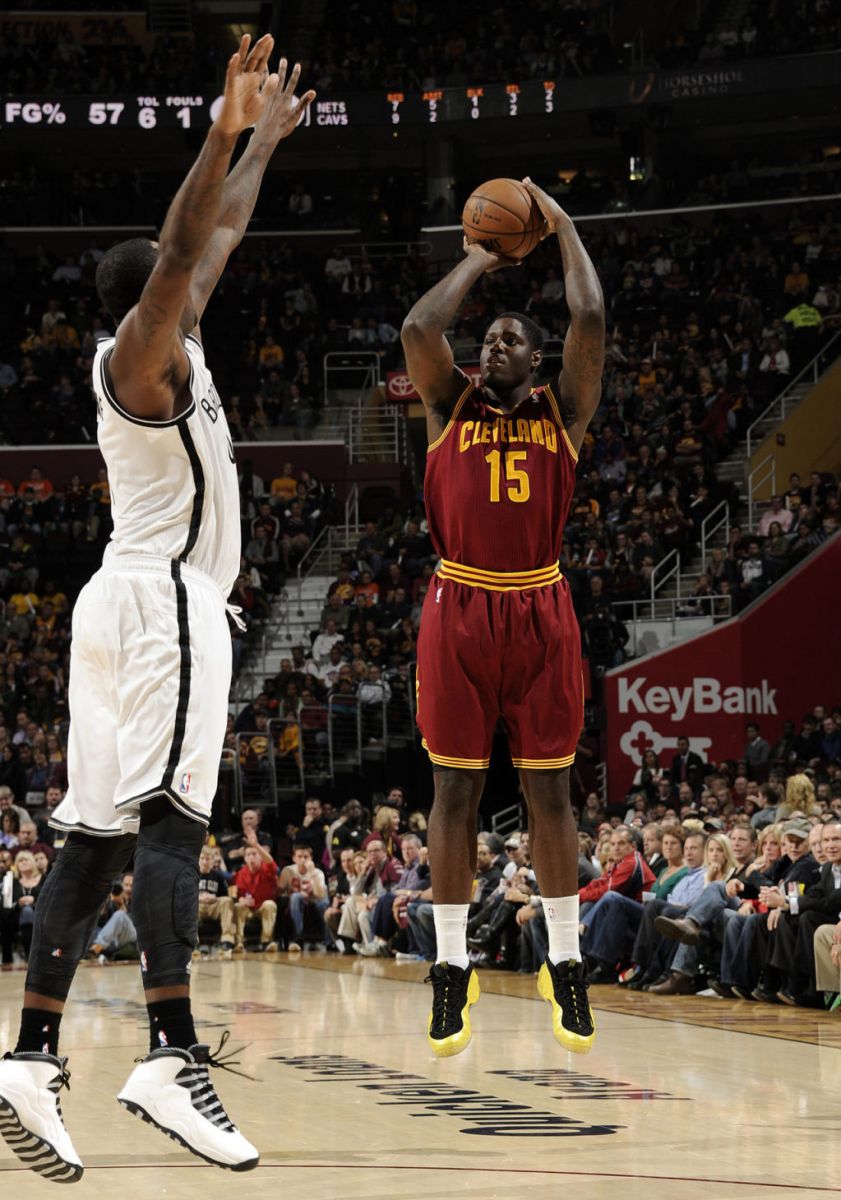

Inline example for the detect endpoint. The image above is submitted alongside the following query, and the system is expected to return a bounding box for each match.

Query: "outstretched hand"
[462,235,521,274]
[253,57,317,146]
[521,176,570,237]
[215,34,281,136]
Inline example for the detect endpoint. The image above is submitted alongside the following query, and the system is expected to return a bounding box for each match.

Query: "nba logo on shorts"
[436,586,443,604]
[179,771,192,795]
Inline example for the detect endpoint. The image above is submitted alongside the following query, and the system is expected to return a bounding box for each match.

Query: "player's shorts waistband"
[437,558,562,592]
[101,547,224,597]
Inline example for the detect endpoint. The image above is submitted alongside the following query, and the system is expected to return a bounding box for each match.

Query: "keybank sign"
[618,677,778,723]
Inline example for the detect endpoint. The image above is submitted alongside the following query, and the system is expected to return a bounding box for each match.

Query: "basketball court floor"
[0,954,838,1198]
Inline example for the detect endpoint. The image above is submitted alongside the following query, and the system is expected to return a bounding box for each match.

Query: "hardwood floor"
[0,954,839,1198]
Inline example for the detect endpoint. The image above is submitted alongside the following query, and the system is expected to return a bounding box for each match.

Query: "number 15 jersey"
[424,376,578,579]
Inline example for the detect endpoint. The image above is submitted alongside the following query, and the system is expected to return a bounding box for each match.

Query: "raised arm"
[111,35,280,421]
[401,240,513,443]
[523,178,605,453]
[191,57,316,321]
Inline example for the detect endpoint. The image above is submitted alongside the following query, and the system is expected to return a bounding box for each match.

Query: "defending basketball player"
[0,37,315,1180]
[401,178,605,1057]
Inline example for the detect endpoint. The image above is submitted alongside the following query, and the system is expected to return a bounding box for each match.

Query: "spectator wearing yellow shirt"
[783,262,809,299]
[258,335,284,372]
[270,462,298,503]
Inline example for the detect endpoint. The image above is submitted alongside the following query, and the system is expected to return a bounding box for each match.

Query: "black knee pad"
[132,797,205,991]
[26,832,136,1001]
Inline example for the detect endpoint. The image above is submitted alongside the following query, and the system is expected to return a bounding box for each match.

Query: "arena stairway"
[655,376,823,607]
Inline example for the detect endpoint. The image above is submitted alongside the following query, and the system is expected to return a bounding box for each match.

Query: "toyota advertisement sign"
[386,366,483,401]
[603,535,841,796]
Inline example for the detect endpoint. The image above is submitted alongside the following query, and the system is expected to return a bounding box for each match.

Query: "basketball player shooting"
[0,37,314,1180]
[401,178,605,1057]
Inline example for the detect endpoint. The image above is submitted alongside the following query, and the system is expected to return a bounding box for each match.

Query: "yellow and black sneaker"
[537,958,595,1054]
[425,962,481,1057]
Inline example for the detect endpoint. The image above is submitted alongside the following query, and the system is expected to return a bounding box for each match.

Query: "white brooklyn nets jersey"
[94,332,241,595]
[52,332,241,836]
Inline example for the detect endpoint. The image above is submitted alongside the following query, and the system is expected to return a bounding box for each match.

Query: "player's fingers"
[262,73,281,97]
[275,56,288,91]
[226,51,242,82]
[245,33,271,71]
[237,33,251,64]
[285,62,302,95]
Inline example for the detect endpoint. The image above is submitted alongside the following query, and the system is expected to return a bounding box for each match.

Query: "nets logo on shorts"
[179,772,192,795]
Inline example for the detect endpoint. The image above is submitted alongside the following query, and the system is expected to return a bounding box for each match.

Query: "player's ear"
[531,347,543,372]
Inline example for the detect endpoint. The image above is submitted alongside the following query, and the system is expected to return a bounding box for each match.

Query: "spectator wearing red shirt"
[17,467,54,504]
[579,826,655,911]
[232,837,278,952]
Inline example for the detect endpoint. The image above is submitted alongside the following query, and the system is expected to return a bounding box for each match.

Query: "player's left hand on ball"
[521,177,569,237]
[254,57,316,143]
[462,236,521,272]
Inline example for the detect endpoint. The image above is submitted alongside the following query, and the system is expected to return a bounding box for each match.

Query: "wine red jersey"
[424,376,577,580]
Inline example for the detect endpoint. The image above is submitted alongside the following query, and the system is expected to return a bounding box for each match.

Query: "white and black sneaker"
[117,1035,258,1171]
[0,1052,83,1183]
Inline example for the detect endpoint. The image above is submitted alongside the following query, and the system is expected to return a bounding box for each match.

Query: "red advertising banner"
[603,535,841,797]
[386,365,483,402]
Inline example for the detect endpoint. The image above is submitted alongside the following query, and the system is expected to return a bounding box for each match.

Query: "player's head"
[96,237,198,331]
[480,312,544,388]
[95,238,159,323]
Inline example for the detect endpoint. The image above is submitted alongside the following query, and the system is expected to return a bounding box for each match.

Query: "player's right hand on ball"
[462,236,521,273]
[216,33,280,135]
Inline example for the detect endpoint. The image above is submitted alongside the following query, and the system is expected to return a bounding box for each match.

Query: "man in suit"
[670,736,705,792]
[768,822,841,1005]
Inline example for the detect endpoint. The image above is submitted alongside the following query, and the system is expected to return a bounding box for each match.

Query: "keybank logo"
[618,676,777,722]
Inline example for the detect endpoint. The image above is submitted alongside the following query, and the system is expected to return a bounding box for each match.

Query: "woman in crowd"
[777,772,819,820]
[9,849,45,958]
[631,750,665,805]
[363,805,402,860]
[704,833,739,883]
[0,809,20,851]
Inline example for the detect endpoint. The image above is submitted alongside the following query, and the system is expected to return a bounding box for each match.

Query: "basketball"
[462,178,545,259]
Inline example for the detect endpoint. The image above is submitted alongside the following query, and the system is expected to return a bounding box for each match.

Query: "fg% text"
[4,101,66,124]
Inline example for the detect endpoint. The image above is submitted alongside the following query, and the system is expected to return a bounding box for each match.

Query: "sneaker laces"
[176,1034,252,1133]
[555,962,592,1029]
[145,1032,254,1133]
[43,1057,71,1123]
[424,966,467,1034]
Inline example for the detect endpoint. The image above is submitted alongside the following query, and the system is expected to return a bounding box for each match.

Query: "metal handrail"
[334,239,433,261]
[612,594,732,621]
[491,801,523,836]
[327,693,362,775]
[233,731,274,811]
[344,483,359,542]
[748,453,776,532]
[267,717,305,802]
[322,350,382,409]
[595,762,608,806]
[746,329,841,460]
[649,548,680,603]
[296,524,332,615]
[700,499,730,574]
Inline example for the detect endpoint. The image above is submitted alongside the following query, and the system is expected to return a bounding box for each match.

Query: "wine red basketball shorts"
[416,562,583,770]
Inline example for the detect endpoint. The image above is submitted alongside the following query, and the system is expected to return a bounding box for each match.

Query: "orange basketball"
[462,178,544,260]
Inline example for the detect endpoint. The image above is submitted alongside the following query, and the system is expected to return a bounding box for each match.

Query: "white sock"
[433,904,470,970]
[541,895,581,964]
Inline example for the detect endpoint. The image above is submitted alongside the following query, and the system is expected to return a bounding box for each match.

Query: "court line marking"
[0,1161,837,1190]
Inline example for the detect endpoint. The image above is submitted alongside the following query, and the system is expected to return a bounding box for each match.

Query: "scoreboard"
[0,80,560,133]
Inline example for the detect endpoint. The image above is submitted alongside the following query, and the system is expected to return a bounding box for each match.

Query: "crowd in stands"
[5,704,838,1016]
[0,30,210,97]
[310,0,841,91]
[0,235,427,444]
[6,2,837,107]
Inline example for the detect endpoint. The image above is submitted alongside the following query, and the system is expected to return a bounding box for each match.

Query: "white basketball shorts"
[51,554,232,836]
